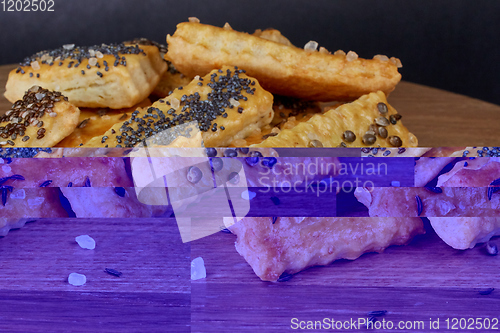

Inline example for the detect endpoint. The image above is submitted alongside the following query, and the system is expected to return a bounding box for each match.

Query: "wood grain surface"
[1,64,500,332]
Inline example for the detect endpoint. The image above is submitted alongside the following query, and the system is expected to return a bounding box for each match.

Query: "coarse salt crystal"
[68,272,86,286]
[223,22,232,30]
[346,51,358,61]
[188,17,200,23]
[89,49,95,57]
[29,85,41,93]
[95,51,104,58]
[229,98,240,107]
[63,44,75,50]
[75,235,96,250]
[10,189,25,199]
[2,165,12,173]
[49,112,58,117]
[191,257,206,280]
[241,190,256,200]
[35,92,45,100]
[194,75,200,80]
[319,46,329,54]
[31,61,40,70]
[334,50,346,56]
[28,197,45,206]
[304,40,318,52]
[171,98,180,109]
[373,54,389,61]
[390,57,403,68]
[88,57,98,66]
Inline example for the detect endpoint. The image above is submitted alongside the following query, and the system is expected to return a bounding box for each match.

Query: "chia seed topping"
[0,86,67,147]
[106,67,256,148]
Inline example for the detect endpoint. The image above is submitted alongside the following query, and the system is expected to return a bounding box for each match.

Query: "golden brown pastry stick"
[55,98,152,147]
[5,43,166,109]
[252,91,417,148]
[229,217,424,281]
[0,86,80,148]
[429,217,500,250]
[83,66,274,148]
[166,22,401,101]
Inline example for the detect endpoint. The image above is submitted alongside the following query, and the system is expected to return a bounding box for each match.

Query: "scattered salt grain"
[28,197,45,206]
[10,189,25,199]
[188,17,200,23]
[373,54,389,62]
[319,46,329,54]
[229,98,240,107]
[88,57,98,66]
[241,190,256,200]
[390,57,403,68]
[75,235,96,250]
[2,165,11,173]
[68,272,86,286]
[304,40,318,52]
[95,51,104,59]
[88,49,96,57]
[171,97,180,109]
[346,51,358,61]
[31,61,40,71]
[223,22,232,30]
[63,44,75,50]
[334,50,346,56]
[191,257,206,280]
[391,181,401,187]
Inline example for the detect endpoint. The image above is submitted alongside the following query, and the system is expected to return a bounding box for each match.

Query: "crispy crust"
[229,217,424,281]
[429,217,500,250]
[356,186,500,218]
[166,22,401,101]
[55,99,151,147]
[0,89,80,148]
[5,45,167,109]
[252,91,417,148]
[83,66,274,148]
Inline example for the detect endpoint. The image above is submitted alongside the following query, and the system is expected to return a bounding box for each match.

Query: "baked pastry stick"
[229,217,424,281]
[0,86,80,148]
[414,157,455,187]
[83,66,274,148]
[55,98,152,147]
[166,22,402,101]
[428,158,500,249]
[124,38,193,98]
[231,97,324,146]
[5,43,167,109]
[0,188,69,236]
[355,186,500,218]
[429,218,500,250]
[252,91,417,148]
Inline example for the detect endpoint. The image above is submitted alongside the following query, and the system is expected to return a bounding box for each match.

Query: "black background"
[1,0,499,106]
